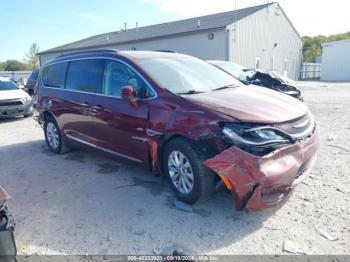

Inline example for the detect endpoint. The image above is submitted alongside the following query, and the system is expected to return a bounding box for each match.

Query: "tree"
[3,60,28,71]
[0,63,5,71]
[302,32,350,62]
[24,43,40,70]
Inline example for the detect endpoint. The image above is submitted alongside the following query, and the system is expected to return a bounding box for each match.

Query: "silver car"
[0,77,34,118]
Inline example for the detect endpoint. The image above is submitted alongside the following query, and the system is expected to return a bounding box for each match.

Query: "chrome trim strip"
[132,136,149,143]
[65,133,142,163]
[40,56,158,101]
[146,129,163,137]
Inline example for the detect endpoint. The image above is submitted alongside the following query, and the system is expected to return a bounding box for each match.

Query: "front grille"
[0,100,23,107]
[272,112,315,140]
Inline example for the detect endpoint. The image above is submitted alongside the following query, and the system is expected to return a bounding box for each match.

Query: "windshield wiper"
[212,84,237,91]
[177,90,205,95]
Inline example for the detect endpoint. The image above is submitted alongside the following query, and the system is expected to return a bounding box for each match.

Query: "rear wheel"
[44,116,70,154]
[163,138,215,204]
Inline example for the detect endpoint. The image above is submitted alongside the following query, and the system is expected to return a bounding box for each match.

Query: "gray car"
[0,77,34,118]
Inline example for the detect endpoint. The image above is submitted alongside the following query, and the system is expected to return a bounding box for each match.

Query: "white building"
[39,3,302,80]
[321,39,350,81]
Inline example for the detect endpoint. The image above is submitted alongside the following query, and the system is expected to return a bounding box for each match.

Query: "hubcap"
[168,151,194,194]
[46,122,59,149]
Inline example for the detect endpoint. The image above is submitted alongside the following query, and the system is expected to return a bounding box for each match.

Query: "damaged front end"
[204,112,319,211]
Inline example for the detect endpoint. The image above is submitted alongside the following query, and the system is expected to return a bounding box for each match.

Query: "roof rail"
[57,49,119,58]
[154,50,177,53]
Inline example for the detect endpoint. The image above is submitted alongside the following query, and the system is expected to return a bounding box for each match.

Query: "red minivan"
[36,50,319,210]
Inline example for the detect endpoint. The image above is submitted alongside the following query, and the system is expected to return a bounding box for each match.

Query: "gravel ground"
[0,82,349,256]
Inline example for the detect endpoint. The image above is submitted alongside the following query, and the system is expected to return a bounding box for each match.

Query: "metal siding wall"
[230,3,302,80]
[321,40,350,81]
[40,30,228,65]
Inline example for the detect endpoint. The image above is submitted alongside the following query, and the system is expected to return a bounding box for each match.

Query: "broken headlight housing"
[220,122,293,156]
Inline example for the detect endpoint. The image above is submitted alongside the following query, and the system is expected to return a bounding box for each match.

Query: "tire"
[24,112,33,118]
[44,115,70,154]
[163,138,215,204]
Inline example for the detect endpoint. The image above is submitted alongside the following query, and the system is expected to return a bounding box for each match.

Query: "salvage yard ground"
[1,82,350,255]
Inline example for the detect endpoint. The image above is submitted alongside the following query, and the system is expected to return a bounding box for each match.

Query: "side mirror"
[121,86,138,109]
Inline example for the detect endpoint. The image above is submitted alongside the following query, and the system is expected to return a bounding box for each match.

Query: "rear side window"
[66,59,104,94]
[42,63,68,88]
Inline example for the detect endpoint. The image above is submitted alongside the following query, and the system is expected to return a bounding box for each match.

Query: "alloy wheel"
[46,122,60,150]
[168,150,194,194]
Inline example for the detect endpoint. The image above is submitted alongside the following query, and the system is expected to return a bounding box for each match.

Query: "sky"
[0,0,349,61]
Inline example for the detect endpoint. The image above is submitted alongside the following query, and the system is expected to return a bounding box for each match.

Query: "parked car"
[208,60,303,101]
[0,186,17,261]
[24,70,39,99]
[0,77,34,118]
[36,50,318,210]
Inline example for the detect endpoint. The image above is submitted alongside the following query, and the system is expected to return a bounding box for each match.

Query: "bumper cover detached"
[204,129,319,211]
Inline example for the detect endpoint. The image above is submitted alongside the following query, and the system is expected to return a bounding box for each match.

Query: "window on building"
[42,62,68,88]
[270,56,275,70]
[284,59,288,71]
[208,33,215,40]
[66,59,104,93]
[283,59,288,77]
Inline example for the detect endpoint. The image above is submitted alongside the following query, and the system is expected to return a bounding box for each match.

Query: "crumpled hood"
[0,89,28,101]
[182,85,308,123]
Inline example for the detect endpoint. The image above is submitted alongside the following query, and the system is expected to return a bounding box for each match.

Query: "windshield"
[210,61,252,81]
[0,80,18,91]
[136,56,242,94]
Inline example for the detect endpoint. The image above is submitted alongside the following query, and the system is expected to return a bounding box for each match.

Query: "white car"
[0,77,34,118]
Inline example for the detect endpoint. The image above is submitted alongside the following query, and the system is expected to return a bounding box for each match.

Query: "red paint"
[148,139,159,173]
[36,51,319,210]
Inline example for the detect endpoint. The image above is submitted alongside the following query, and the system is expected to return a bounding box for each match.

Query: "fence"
[299,63,322,80]
[0,71,32,84]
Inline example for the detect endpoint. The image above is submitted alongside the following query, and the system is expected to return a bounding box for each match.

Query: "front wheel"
[163,138,215,204]
[44,116,70,154]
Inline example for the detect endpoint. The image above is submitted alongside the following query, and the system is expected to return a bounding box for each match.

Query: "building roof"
[322,38,350,47]
[39,3,273,55]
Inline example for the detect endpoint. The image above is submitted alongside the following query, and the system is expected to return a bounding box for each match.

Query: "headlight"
[221,123,292,156]
[23,95,32,104]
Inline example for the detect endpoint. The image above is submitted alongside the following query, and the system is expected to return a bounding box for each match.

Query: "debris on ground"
[161,244,196,256]
[335,187,346,194]
[327,134,336,142]
[283,240,306,254]
[303,197,312,202]
[318,229,338,241]
[328,145,350,154]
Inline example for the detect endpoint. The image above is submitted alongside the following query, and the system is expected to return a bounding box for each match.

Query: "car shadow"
[0,116,26,124]
[1,140,285,255]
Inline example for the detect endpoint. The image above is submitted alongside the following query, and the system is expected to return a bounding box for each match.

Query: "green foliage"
[302,32,350,62]
[0,62,5,71]
[24,43,40,70]
[3,60,28,71]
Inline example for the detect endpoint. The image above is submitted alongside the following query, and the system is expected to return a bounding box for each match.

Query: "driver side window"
[102,60,150,99]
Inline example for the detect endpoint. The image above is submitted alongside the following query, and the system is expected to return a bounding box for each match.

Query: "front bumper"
[0,102,33,118]
[204,128,319,211]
